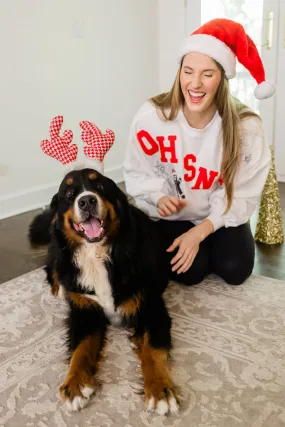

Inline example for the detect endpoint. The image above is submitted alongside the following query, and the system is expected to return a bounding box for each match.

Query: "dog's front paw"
[145,386,179,415]
[59,377,96,412]
[51,283,65,300]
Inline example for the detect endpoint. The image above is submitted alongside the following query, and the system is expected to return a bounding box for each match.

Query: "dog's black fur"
[28,168,178,414]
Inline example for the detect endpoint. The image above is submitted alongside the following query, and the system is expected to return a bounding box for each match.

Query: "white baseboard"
[0,166,124,220]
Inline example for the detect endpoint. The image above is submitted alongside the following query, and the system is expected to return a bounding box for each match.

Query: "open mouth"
[72,216,106,243]
[188,91,206,104]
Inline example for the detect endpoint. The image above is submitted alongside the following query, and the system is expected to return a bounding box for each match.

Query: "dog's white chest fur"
[75,243,121,325]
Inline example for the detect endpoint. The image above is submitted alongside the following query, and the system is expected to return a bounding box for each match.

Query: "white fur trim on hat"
[254,80,276,100]
[178,34,236,79]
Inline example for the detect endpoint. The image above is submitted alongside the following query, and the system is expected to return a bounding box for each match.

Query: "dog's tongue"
[83,217,101,239]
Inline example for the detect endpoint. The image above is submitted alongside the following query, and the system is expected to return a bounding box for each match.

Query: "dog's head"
[50,168,129,246]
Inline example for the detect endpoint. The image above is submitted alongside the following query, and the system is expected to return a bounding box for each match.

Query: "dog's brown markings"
[66,177,73,185]
[63,208,84,246]
[104,200,120,237]
[119,295,142,317]
[104,201,117,221]
[67,292,99,309]
[60,334,105,402]
[133,332,179,409]
[88,172,97,180]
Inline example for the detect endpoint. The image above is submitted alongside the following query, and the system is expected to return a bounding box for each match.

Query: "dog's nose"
[78,195,97,212]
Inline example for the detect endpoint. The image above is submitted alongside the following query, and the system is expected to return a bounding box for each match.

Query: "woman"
[123,18,275,286]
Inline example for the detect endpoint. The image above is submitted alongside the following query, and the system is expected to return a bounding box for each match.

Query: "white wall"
[158,0,187,92]
[0,0,159,219]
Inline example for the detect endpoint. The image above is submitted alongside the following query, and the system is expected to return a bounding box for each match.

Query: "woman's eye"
[205,75,213,78]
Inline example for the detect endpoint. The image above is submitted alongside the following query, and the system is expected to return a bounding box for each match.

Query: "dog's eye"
[66,189,74,199]
[95,183,104,191]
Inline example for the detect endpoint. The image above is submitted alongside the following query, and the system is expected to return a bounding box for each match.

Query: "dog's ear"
[49,193,59,224]
[112,188,136,265]
[116,188,131,225]
[50,193,58,212]
[28,193,59,247]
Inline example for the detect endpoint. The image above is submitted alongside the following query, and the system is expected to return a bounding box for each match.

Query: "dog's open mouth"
[72,216,105,242]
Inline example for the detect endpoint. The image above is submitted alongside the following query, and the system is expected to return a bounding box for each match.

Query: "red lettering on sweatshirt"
[136,130,223,191]
[137,130,159,156]
[184,154,197,182]
[192,167,219,190]
[218,176,223,186]
[156,135,178,163]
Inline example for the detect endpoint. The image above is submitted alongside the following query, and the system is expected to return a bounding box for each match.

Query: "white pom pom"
[254,81,276,100]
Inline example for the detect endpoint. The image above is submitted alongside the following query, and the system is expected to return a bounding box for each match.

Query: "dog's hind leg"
[60,306,108,411]
[133,296,179,416]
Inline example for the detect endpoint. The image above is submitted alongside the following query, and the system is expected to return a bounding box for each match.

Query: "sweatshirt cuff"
[206,213,225,231]
[149,192,166,206]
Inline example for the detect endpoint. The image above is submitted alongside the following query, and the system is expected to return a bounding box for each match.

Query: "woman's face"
[180,52,222,116]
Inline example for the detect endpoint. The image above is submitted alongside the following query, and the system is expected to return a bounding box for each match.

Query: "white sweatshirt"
[123,101,271,231]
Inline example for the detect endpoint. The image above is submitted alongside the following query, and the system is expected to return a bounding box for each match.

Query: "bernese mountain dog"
[28,168,179,415]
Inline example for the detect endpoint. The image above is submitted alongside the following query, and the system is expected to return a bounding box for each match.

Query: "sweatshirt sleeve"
[206,117,271,231]
[123,113,168,207]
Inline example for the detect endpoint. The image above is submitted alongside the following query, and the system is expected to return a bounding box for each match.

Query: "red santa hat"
[178,18,275,100]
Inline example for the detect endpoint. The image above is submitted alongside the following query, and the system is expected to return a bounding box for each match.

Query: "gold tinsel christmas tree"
[255,145,284,244]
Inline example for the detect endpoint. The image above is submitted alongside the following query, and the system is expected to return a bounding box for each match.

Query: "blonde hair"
[149,61,260,212]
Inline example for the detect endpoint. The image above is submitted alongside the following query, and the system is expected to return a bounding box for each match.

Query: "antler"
[40,116,78,165]
[80,121,115,163]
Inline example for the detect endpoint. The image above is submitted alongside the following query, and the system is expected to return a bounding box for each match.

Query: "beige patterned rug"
[1,269,285,427]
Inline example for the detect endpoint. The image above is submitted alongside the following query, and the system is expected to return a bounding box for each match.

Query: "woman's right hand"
[157,196,187,217]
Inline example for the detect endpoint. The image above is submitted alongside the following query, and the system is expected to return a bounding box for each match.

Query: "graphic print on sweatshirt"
[171,169,186,199]
[154,162,176,195]
[136,129,223,191]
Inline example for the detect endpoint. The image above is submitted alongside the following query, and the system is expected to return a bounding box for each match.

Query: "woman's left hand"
[166,227,203,274]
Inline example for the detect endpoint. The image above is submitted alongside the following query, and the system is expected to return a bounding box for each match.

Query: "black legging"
[156,219,255,286]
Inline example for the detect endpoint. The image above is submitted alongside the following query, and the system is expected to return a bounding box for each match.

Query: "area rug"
[1,269,285,427]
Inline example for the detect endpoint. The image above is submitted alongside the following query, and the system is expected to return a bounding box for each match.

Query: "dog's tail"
[28,209,54,246]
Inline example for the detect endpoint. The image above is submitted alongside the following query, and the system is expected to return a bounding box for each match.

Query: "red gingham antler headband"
[40,116,115,171]
[80,120,115,162]
[40,116,78,165]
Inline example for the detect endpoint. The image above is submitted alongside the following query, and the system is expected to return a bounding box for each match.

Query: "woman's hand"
[166,220,214,274]
[157,196,187,217]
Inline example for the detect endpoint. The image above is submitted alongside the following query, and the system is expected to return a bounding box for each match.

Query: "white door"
[274,0,285,182]
[185,0,279,146]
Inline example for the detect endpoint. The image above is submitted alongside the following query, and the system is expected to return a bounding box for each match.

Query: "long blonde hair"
[149,61,260,212]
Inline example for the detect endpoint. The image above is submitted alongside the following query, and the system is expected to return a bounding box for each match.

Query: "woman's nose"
[190,74,202,89]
